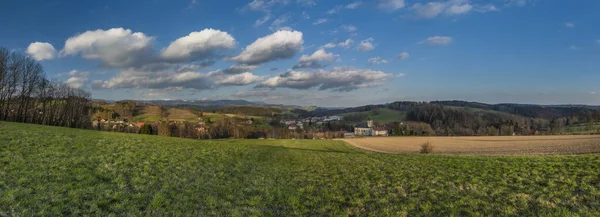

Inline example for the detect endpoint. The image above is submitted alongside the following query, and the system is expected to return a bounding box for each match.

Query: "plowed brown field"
[340,135,600,155]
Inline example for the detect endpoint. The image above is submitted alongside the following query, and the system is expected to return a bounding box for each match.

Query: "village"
[91,114,390,139]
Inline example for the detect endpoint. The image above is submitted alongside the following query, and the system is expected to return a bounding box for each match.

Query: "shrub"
[420,142,434,154]
[140,124,153,135]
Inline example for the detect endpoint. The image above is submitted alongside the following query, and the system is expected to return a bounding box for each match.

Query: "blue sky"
[1,0,599,107]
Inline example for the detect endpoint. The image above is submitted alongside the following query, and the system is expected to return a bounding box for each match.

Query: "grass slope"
[342,108,406,124]
[1,122,600,216]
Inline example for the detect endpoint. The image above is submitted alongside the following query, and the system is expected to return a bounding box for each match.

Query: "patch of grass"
[1,122,600,216]
[342,108,406,124]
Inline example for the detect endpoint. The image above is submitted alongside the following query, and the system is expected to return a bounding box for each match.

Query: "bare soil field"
[340,135,600,155]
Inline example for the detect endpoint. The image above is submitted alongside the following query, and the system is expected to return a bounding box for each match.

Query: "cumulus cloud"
[60,70,90,89]
[26,42,57,61]
[161,29,236,62]
[398,52,410,60]
[215,72,264,86]
[379,0,405,11]
[357,38,375,52]
[368,57,388,65]
[419,36,452,45]
[313,18,328,25]
[257,67,391,92]
[338,39,354,49]
[293,49,337,69]
[61,28,154,68]
[94,66,263,90]
[230,30,304,65]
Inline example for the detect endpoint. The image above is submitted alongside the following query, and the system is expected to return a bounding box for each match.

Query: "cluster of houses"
[281,116,344,130]
[280,116,389,138]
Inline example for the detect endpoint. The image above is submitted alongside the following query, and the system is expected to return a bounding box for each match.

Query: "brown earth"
[340,135,600,155]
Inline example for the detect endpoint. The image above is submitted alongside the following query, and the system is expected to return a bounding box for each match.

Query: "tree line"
[0,47,91,128]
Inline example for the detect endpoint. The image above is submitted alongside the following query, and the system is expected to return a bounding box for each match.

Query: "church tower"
[367,117,373,128]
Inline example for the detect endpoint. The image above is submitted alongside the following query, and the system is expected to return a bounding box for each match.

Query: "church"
[354,118,388,136]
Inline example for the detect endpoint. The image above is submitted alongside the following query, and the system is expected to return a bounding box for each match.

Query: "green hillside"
[341,108,406,124]
[1,122,600,216]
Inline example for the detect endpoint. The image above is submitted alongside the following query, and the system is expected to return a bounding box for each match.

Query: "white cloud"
[398,52,410,60]
[338,39,354,49]
[341,25,357,32]
[95,65,263,90]
[419,36,453,46]
[379,0,405,11]
[26,42,57,61]
[596,40,600,45]
[61,28,154,68]
[565,22,575,28]
[411,0,497,19]
[215,72,264,86]
[589,92,596,95]
[245,0,290,12]
[66,77,88,89]
[294,49,337,69]
[411,2,449,18]
[254,13,272,27]
[346,1,363,9]
[230,30,304,65]
[357,38,375,52]
[446,3,472,15]
[61,70,90,89]
[258,67,392,91]
[321,43,337,49]
[161,29,236,62]
[313,18,328,25]
[368,57,388,65]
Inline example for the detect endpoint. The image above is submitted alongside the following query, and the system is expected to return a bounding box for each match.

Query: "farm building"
[354,118,388,136]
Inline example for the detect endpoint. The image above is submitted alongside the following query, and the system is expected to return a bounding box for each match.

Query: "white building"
[354,118,388,136]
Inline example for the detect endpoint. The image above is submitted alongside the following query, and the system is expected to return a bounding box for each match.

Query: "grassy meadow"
[1,122,600,216]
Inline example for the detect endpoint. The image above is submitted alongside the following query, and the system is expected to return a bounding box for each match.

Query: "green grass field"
[342,108,406,124]
[1,122,600,216]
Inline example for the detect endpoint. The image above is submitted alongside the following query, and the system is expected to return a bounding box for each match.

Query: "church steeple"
[367,117,373,128]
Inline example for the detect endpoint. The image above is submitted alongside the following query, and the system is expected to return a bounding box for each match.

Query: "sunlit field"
[341,136,600,155]
[1,122,600,216]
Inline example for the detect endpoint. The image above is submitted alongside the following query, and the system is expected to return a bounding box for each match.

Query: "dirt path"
[339,135,600,155]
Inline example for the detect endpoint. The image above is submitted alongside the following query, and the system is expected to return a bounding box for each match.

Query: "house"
[354,118,388,136]
[344,133,355,138]
[136,122,145,128]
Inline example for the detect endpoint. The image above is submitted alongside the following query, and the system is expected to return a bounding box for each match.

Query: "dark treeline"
[0,47,91,128]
